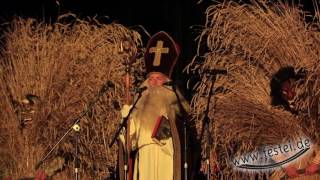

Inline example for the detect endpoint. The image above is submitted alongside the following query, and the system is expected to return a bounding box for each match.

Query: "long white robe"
[130,111,174,180]
[119,82,190,180]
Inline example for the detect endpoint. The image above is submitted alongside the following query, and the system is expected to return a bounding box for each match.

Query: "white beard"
[134,85,176,131]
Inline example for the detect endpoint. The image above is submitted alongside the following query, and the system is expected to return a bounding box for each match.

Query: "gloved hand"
[160,138,173,156]
[121,104,133,118]
[119,104,133,147]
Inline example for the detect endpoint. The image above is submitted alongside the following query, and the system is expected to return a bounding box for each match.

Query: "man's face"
[281,79,296,101]
[148,73,167,87]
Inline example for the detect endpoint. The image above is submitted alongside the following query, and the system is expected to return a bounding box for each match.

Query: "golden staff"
[121,39,136,180]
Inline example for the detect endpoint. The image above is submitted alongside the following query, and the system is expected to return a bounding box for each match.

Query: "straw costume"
[186,1,320,179]
[0,16,144,179]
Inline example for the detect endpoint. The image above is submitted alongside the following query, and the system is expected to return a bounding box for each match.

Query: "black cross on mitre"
[144,31,180,78]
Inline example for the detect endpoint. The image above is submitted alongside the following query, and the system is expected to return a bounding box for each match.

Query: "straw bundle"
[0,15,144,179]
[210,95,304,179]
[186,0,320,178]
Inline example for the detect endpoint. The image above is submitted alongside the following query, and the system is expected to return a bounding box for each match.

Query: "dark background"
[0,0,210,64]
[0,0,315,99]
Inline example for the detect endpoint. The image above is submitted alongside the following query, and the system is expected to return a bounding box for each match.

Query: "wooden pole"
[121,40,135,180]
[124,60,134,180]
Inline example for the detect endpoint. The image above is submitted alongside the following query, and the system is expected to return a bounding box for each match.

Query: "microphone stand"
[35,82,113,179]
[202,74,216,180]
[190,69,228,180]
[195,69,226,180]
[74,124,80,180]
[109,89,144,180]
[166,82,189,180]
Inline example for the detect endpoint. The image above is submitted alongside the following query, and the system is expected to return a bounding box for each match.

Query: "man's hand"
[35,170,47,180]
[305,163,319,175]
[284,165,299,178]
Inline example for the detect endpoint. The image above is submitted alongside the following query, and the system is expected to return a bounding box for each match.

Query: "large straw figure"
[187,1,320,179]
[0,15,144,179]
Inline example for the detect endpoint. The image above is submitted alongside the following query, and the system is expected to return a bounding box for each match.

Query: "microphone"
[112,100,121,110]
[100,80,115,93]
[106,80,115,88]
[163,81,174,86]
[203,69,227,75]
[135,86,147,93]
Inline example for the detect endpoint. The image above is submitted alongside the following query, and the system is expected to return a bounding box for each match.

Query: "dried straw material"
[210,95,304,178]
[0,15,144,179]
[186,0,320,178]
